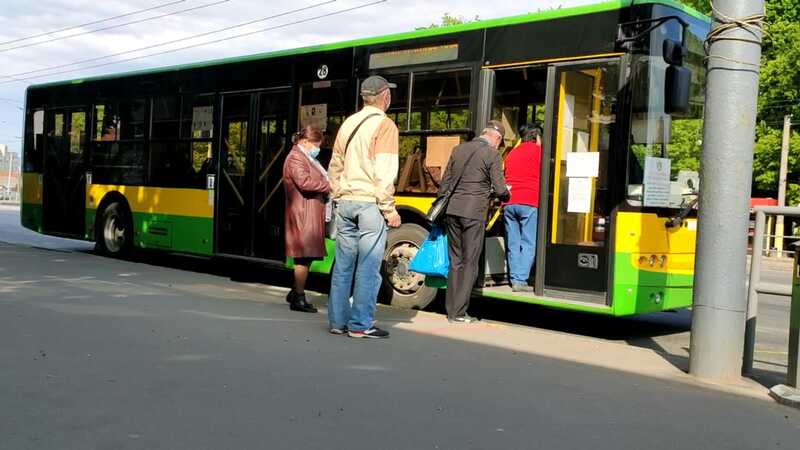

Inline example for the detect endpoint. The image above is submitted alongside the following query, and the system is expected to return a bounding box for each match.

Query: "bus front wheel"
[382,223,438,310]
[95,201,133,257]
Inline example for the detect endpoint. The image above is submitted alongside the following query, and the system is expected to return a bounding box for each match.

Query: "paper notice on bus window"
[192,106,213,132]
[567,177,592,213]
[643,156,671,207]
[301,104,328,131]
[566,152,599,178]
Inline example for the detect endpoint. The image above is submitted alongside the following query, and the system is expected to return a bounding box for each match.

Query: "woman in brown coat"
[283,125,330,313]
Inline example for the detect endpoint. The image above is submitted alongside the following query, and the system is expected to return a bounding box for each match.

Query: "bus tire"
[95,201,134,257]
[381,223,438,310]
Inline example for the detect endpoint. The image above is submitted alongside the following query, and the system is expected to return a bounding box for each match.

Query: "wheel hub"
[103,215,125,253]
[386,242,425,294]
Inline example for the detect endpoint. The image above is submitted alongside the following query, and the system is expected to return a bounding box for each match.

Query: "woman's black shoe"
[289,294,318,313]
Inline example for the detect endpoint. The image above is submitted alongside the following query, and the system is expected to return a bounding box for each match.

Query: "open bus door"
[539,59,620,304]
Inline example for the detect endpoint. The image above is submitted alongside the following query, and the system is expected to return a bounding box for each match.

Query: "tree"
[679,1,800,203]
[416,13,479,30]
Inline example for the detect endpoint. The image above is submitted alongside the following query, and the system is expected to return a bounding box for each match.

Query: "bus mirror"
[665,65,691,114]
[662,39,685,66]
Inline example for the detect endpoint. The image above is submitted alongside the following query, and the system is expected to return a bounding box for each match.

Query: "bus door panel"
[217,93,255,256]
[543,60,620,298]
[252,89,292,260]
[42,108,87,236]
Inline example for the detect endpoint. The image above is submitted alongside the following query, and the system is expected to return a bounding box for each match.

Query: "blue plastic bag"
[409,225,450,278]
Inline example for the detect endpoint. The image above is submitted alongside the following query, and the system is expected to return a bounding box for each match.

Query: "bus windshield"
[626,12,707,209]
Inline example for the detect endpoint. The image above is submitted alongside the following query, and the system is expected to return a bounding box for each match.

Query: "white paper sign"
[192,106,213,132]
[566,152,599,178]
[300,104,328,131]
[644,156,671,207]
[567,177,592,213]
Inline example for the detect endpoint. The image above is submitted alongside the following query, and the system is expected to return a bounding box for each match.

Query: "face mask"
[308,146,321,159]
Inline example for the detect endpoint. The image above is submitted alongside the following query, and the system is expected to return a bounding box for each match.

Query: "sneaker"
[448,315,480,324]
[511,283,533,292]
[329,327,347,335]
[347,327,390,339]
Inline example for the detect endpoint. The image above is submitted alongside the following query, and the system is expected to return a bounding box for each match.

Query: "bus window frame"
[364,63,479,196]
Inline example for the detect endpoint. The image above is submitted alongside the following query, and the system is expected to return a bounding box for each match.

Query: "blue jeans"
[328,201,387,332]
[503,204,538,285]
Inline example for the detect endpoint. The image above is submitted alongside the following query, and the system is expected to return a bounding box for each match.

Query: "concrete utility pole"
[690,0,765,382]
[775,115,793,257]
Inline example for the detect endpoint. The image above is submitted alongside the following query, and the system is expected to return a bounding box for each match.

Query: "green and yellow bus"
[21,0,709,316]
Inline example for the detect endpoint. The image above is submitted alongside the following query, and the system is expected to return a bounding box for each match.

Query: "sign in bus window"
[181,95,215,139]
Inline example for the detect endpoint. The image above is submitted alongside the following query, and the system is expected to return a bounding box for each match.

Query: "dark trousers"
[444,214,485,318]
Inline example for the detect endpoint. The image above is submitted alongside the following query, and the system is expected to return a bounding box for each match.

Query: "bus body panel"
[88,185,214,256]
[612,212,697,316]
[21,172,43,233]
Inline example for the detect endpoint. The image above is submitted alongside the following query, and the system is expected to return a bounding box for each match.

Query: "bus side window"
[24,109,44,172]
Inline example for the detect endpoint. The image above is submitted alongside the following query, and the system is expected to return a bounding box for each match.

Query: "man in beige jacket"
[327,76,401,339]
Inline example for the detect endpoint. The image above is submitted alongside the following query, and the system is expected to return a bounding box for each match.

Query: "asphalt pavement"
[1,205,799,449]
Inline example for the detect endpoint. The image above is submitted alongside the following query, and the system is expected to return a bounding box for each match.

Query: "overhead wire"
[2,0,388,86]
[0,0,339,83]
[0,0,232,54]
[0,0,188,46]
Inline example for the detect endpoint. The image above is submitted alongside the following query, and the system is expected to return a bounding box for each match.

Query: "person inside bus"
[503,123,543,292]
[439,120,510,323]
[282,125,331,313]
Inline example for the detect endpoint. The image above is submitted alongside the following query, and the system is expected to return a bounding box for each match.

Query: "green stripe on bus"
[87,208,214,256]
[21,203,43,233]
[478,288,614,315]
[612,252,694,315]
[285,239,336,274]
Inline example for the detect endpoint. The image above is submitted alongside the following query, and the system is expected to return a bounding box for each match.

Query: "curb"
[769,384,800,409]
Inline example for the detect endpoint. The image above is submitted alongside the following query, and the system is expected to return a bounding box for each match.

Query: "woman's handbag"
[425,148,479,224]
[408,225,450,278]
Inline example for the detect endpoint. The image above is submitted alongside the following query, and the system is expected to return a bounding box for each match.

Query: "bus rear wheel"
[382,223,438,310]
[95,201,133,257]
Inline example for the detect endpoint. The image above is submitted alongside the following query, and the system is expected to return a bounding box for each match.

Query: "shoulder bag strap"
[444,146,480,199]
[344,113,382,155]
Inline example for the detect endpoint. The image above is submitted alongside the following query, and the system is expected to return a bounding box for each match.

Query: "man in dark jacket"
[438,120,511,323]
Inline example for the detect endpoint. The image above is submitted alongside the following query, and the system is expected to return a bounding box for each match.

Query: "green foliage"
[417,13,479,30]
[678,1,800,203]
[678,0,711,15]
[668,119,703,174]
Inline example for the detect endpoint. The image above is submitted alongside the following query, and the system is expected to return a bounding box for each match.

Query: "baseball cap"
[486,120,506,139]
[360,75,397,95]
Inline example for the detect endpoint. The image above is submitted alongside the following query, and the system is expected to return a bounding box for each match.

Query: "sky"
[0,0,596,155]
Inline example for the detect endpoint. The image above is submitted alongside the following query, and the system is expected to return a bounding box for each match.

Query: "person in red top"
[503,123,543,292]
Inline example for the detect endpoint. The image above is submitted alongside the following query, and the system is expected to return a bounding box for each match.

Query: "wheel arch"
[93,191,134,241]
[397,205,430,231]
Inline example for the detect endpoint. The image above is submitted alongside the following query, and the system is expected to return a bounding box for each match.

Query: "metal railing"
[744,206,800,389]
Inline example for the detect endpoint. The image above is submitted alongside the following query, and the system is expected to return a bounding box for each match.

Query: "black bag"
[426,148,479,224]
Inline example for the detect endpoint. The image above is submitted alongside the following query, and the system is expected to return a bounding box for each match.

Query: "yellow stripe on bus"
[22,172,43,205]
[396,195,436,215]
[87,184,213,218]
